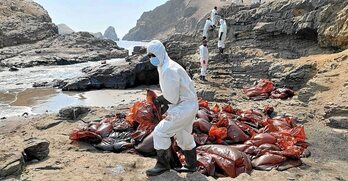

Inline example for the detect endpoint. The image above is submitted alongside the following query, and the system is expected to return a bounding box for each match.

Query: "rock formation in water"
[57,24,75,35]
[103,26,119,41]
[0,0,128,67]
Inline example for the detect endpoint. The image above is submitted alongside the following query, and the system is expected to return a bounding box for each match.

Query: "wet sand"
[0,85,161,118]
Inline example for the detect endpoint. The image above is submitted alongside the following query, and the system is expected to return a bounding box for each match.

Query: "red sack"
[197,145,252,178]
[198,98,209,109]
[209,125,227,143]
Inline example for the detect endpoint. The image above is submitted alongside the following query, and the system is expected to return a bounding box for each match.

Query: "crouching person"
[146,40,199,176]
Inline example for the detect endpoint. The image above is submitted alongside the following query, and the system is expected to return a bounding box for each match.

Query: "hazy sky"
[33,0,168,38]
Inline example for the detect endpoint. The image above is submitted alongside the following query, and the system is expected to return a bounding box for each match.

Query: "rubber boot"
[146,149,171,176]
[174,148,197,173]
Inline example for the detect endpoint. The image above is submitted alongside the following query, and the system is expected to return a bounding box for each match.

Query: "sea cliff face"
[0,0,128,68]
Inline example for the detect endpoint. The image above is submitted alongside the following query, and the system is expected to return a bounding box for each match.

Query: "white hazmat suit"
[199,45,209,76]
[211,8,218,26]
[147,40,199,151]
[218,19,227,49]
[203,19,214,39]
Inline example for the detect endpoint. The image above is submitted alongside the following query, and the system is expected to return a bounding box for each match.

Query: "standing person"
[145,40,199,176]
[210,6,219,27]
[203,17,214,40]
[199,40,209,81]
[218,18,227,54]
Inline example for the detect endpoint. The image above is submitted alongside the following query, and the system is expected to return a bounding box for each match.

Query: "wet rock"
[8,67,19,71]
[58,106,90,120]
[0,152,25,178]
[132,46,146,55]
[33,81,49,88]
[33,79,67,88]
[327,117,348,129]
[62,55,158,91]
[24,138,50,161]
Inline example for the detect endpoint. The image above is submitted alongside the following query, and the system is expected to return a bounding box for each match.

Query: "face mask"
[150,57,160,66]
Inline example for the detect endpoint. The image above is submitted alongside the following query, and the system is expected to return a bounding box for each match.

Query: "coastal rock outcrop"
[0,0,58,48]
[0,0,128,68]
[123,0,230,41]
[61,55,158,91]
[0,32,128,67]
[104,26,119,41]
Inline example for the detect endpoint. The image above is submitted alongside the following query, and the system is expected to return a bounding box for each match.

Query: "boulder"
[62,55,158,91]
[0,152,25,178]
[327,117,348,129]
[132,46,147,55]
[58,106,91,120]
[24,138,50,161]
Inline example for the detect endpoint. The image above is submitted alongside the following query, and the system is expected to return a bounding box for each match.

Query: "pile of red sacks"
[243,79,295,100]
[69,90,309,178]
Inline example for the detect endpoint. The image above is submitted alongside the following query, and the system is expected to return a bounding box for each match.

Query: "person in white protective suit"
[218,18,227,54]
[199,39,209,81]
[203,17,214,40]
[210,6,219,27]
[145,40,199,176]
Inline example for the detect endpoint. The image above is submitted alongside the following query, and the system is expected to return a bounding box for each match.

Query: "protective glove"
[154,95,171,106]
[153,95,171,114]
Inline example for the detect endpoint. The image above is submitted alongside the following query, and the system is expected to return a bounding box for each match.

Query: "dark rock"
[58,106,90,120]
[132,46,146,55]
[0,117,6,120]
[0,152,25,178]
[34,120,63,130]
[33,81,49,88]
[8,67,19,71]
[24,138,50,161]
[33,79,67,88]
[327,116,348,129]
[324,104,348,118]
[62,55,158,91]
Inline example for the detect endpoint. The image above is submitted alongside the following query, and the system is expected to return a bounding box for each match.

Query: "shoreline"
[0,85,161,118]
[0,105,347,180]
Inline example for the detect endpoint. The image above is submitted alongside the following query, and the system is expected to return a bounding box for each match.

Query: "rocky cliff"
[0,0,57,48]
[0,0,128,67]
[57,24,75,35]
[122,0,231,41]
[104,26,119,41]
